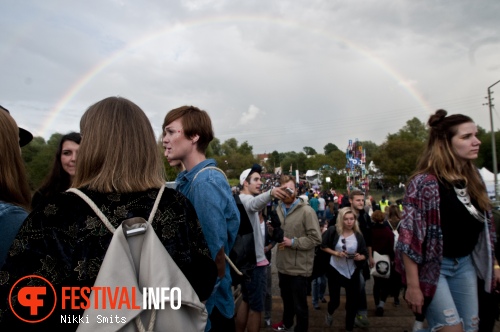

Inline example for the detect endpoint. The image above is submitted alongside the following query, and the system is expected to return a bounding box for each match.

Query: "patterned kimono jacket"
[395,173,496,298]
[0,187,216,331]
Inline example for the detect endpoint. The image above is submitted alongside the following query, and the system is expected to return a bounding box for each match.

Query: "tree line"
[22,117,499,192]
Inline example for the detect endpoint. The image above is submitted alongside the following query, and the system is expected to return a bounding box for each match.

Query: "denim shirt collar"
[280,198,300,218]
[176,159,216,188]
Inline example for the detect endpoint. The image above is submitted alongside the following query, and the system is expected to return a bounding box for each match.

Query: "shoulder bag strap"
[188,166,227,197]
[189,166,242,275]
[192,166,228,183]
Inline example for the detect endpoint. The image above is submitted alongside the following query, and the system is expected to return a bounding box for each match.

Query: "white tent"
[479,167,497,200]
[305,170,321,185]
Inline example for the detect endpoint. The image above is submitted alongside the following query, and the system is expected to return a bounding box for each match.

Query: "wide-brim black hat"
[19,127,34,147]
[1,105,33,147]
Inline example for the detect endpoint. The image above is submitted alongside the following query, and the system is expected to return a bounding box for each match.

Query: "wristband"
[291,238,294,246]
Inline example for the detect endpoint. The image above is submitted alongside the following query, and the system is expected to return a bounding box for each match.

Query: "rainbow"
[40,14,433,137]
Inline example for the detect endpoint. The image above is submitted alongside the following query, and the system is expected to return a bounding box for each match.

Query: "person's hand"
[353,253,364,261]
[271,185,294,200]
[281,236,293,247]
[369,256,375,269]
[338,251,349,258]
[405,285,424,314]
[494,268,500,292]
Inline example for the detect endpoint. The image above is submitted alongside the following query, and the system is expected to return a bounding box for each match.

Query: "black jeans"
[389,266,403,300]
[478,277,500,332]
[208,306,235,332]
[327,265,360,331]
[278,272,309,332]
[373,276,390,306]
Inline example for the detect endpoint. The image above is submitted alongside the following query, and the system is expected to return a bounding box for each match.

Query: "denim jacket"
[0,201,27,267]
[176,159,240,326]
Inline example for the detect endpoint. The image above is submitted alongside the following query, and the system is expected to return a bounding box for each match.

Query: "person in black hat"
[0,105,33,147]
[0,107,32,267]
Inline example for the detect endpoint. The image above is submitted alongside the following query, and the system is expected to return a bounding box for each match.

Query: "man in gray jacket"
[236,164,289,332]
[273,175,322,332]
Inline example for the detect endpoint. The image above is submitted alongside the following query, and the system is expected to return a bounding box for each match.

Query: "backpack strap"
[67,185,166,234]
[387,220,395,231]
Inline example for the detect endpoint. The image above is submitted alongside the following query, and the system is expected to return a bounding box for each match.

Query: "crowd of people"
[0,101,499,332]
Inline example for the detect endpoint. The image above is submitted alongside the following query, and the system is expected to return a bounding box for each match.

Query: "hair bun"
[428,109,447,127]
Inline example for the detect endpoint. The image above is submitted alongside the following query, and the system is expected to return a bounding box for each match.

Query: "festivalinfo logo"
[9,275,182,324]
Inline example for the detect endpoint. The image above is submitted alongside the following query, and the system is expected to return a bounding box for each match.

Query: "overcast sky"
[2,0,499,154]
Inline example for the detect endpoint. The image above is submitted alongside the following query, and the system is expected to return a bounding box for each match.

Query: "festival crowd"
[0,101,499,332]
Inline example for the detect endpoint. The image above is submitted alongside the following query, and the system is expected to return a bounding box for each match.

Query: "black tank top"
[439,180,483,258]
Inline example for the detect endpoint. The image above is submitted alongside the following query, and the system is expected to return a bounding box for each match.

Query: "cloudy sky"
[2,0,499,154]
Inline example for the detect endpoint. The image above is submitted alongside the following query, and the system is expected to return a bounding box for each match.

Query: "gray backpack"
[68,185,208,332]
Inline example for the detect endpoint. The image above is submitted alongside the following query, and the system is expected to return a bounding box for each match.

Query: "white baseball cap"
[239,164,262,185]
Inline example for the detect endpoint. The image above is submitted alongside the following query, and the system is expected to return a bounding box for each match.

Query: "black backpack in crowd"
[229,194,256,286]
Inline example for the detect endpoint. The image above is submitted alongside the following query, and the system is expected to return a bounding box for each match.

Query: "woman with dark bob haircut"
[31,132,81,209]
[396,109,500,332]
[0,97,216,331]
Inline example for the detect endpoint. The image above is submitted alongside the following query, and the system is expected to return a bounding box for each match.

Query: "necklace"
[453,186,487,223]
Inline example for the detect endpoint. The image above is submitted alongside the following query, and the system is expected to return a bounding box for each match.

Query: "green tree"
[221,138,238,155]
[327,150,348,171]
[23,133,62,190]
[268,151,281,169]
[303,146,317,156]
[280,154,297,175]
[237,141,253,156]
[371,117,427,186]
[477,128,500,172]
[373,139,425,186]
[323,143,339,155]
[388,117,428,142]
[206,137,222,158]
[214,153,259,179]
[357,140,379,163]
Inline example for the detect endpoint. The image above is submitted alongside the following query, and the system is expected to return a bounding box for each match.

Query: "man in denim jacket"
[162,106,240,332]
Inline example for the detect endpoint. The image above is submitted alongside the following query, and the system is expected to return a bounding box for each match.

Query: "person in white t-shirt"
[317,194,326,219]
[321,207,368,332]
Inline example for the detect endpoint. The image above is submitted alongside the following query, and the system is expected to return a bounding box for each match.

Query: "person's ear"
[191,134,199,144]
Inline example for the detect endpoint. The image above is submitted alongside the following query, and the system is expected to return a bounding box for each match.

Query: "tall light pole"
[487,80,500,203]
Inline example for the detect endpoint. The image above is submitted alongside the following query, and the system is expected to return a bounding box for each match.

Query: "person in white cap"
[236,164,289,332]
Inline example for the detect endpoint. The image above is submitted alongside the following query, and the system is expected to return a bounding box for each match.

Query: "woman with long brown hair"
[0,106,32,267]
[396,109,500,332]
